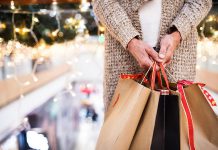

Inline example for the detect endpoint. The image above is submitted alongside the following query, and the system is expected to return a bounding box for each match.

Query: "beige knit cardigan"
[93,0,212,110]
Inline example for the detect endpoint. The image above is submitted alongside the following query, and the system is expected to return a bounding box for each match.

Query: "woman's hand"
[127,38,163,69]
[159,31,181,66]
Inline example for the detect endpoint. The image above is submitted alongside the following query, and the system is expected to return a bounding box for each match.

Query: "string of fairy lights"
[0,0,102,66]
[0,0,105,128]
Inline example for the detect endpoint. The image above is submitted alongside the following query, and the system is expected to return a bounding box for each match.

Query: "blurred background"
[0,0,217,150]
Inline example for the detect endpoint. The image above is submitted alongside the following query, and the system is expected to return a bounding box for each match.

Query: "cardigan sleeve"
[93,0,140,49]
[170,0,212,40]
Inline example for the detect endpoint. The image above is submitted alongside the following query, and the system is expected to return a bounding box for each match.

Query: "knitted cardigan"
[93,0,212,110]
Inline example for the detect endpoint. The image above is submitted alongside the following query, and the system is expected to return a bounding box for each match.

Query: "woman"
[93,0,212,111]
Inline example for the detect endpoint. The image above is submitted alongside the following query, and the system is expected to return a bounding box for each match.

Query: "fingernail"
[158,59,163,62]
[159,53,165,59]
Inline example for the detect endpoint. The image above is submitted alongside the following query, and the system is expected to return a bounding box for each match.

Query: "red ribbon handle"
[120,63,171,91]
[177,83,196,150]
[159,63,170,90]
[156,70,163,89]
[150,62,157,90]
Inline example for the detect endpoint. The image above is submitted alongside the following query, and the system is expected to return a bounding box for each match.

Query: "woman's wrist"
[168,25,182,42]
[171,31,181,43]
[127,38,139,52]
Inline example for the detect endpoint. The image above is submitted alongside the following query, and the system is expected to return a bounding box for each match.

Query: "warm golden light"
[15,28,20,32]
[66,17,76,25]
[207,15,215,22]
[52,30,59,37]
[99,26,105,32]
[213,31,218,38]
[15,27,30,35]
[0,23,6,30]
[10,0,15,10]
[80,0,90,12]
[0,38,3,42]
[33,17,39,23]
[200,27,204,31]
[22,28,30,33]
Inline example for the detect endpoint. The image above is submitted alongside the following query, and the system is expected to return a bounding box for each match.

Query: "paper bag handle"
[150,63,170,90]
[159,63,170,90]
[150,62,157,90]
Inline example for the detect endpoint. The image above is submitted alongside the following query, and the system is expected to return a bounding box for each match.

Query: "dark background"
[0,1,217,47]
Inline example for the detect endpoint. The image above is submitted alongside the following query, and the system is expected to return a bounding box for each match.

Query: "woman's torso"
[103,0,197,110]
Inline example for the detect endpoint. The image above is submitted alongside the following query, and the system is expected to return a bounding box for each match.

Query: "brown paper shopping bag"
[178,82,218,150]
[150,64,218,150]
[129,90,160,150]
[96,78,151,150]
[130,64,180,150]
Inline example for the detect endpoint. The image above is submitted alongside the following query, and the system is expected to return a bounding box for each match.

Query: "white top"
[138,0,162,47]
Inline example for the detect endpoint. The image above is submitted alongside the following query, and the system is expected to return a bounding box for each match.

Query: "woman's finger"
[163,46,174,64]
[145,46,163,63]
[159,40,169,59]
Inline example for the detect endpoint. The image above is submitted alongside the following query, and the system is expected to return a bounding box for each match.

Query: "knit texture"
[93,0,212,111]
